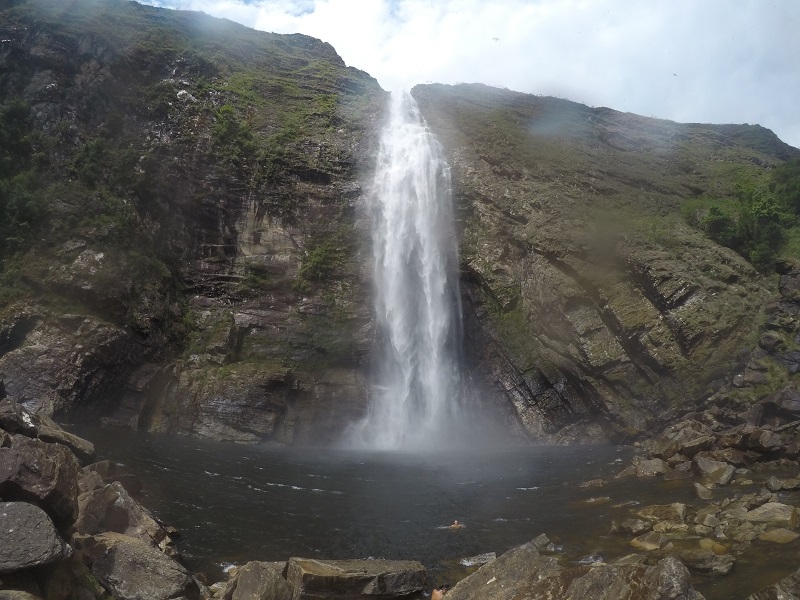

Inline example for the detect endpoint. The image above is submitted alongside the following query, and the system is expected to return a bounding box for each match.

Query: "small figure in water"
[448,520,464,529]
[432,584,451,599]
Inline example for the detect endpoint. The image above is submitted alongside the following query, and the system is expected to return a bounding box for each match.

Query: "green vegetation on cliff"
[684,158,800,271]
[0,0,382,438]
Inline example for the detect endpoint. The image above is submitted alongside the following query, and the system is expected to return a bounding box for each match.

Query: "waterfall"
[346,91,462,451]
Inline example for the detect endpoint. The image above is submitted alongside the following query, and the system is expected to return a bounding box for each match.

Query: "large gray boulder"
[77,532,200,600]
[285,558,426,599]
[743,502,799,529]
[0,434,80,526]
[0,399,95,466]
[445,539,703,600]
[0,502,72,573]
[74,481,179,558]
[693,456,735,486]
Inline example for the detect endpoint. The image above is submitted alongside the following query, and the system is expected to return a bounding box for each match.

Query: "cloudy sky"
[141,0,800,149]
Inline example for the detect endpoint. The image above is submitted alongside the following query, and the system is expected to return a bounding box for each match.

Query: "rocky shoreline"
[4,392,800,600]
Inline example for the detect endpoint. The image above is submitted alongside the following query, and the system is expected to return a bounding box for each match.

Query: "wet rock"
[698,538,728,555]
[653,521,689,534]
[693,456,735,486]
[636,503,686,523]
[611,554,648,566]
[662,469,692,481]
[579,478,606,488]
[743,503,798,529]
[530,532,559,552]
[0,435,80,526]
[739,491,775,510]
[77,469,104,495]
[702,447,754,467]
[615,465,637,478]
[0,502,72,573]
[77,532,200,600]
[744,427,785,453]
[650,420,714,459]
[758,528,800,543]
[694,483,713,500]
[74,481,178,558]
[630,531,668,552]
[666,453,690,466]
[677,549,735,575]
[459,552,496,567]
[285,558,426,599]
[729,524,760,543]
[613,519,652,536]
[680,435,716,457]
[444,540,560,600]
[633,457,668,477]
[446,544,701,600]
[766,475,800,492]
[224,561,292,600]
[694,512,720,529]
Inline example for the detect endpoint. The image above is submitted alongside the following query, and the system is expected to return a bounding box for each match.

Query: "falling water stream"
[345,91,462,450]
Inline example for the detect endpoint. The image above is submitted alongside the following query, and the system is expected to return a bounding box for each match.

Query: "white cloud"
[141,0,800,148]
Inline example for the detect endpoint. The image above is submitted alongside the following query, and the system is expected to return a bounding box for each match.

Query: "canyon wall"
[1,1,799,444]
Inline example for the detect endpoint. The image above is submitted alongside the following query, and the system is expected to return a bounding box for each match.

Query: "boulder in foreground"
[220,561,293,600]
[444,538,704,600]
[285,558,426,599]
[76,532,201,600]
[0,501,72,573]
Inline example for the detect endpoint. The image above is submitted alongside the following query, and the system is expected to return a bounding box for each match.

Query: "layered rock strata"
[415,83,800,442]
[0,0,383,444]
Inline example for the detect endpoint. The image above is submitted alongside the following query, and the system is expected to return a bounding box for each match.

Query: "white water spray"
[346,91,462,450]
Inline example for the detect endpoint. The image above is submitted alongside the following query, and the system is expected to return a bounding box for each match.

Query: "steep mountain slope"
[2,1,799,446]
[0,0,384,443]
[414,83,800,441]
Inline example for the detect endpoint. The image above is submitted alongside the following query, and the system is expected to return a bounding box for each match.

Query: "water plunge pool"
[74,426,800,599]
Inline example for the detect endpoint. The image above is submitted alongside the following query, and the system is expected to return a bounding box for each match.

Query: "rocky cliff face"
[0,0,383,443]
[2,2,799,446]
[414,83,800,442]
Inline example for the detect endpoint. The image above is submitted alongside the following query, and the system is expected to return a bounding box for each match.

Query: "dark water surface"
[74,428,628,570]
[73,427,800,598]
